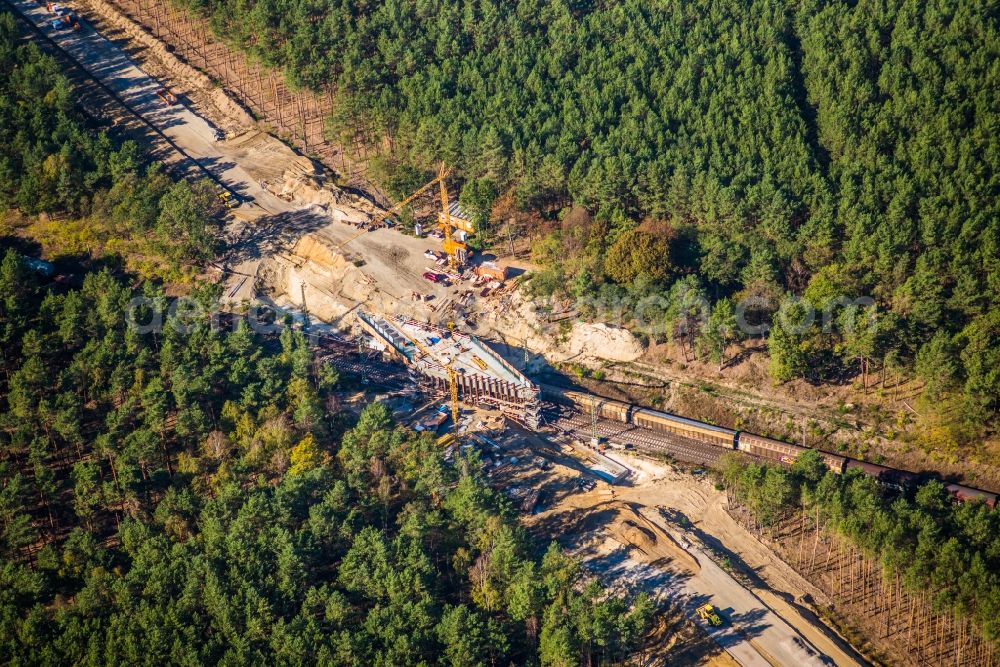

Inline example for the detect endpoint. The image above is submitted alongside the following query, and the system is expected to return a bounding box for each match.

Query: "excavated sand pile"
[610,503,699,573]
[220,131,316,182]
[219,131,376,224]
[487,291,645,363]
[277,177,371,225]
[81,0,255,131]
[290,234,345,269]
[562,321,645,361]
[563,496,699,574]
[258,233,397,323]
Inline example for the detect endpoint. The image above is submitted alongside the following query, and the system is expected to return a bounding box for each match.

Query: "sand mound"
[564,321,644,361]
[221,131,317,182]
[607,503,700,573]
[217,131,374,222]
[208,89,254,128]
[217,131,373,224]
[486,291,645,364]
[619,520,659,554]
[277,176,370,225]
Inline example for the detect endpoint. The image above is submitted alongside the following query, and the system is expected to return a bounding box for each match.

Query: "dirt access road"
[612,456,866,666]
[8,0,480,310]
[658,518,829,667]
[6,0,282,210]
[521,446,867,667]
[551,496,835,667]
[2,9,871,661]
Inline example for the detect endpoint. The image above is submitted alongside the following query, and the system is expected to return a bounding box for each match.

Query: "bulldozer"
[696,604,724,627]
[217,189,240,209]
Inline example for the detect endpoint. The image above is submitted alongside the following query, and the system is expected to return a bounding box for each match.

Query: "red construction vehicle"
[155,88,178,105]
[50,13,79,29]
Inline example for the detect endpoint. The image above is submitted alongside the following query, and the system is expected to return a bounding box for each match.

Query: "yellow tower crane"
[436,162,467,271]
[335,168,448,250]
[396,325,461,432]
[447,366,460,428]
[335,162,467,273]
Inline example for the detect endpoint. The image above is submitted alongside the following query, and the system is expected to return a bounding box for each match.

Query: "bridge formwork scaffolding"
[357,311,540,428]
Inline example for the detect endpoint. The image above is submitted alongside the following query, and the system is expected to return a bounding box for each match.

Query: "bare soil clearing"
[487,430,866,666]
[78,0,254,134]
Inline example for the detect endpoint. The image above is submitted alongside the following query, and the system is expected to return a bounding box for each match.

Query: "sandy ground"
[490,435,868,667]
[12,0,502,320]
[228,207,512,321]
[9,0,285,207]
[609,455,866,667]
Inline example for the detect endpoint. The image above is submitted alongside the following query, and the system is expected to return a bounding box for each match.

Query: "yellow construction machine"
[336,162,467,271]
[435,162,468,271]
[696,604,724,627]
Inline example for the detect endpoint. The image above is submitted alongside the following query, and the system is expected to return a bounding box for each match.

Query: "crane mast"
[447,367,460,428]
[396,325,461,434]
[436,161,466,271]
[336,161,467,271]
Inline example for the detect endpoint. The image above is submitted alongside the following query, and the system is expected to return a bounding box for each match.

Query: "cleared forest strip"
[1,0,202,182]
[90,0,365,184]
[727,502,999,667]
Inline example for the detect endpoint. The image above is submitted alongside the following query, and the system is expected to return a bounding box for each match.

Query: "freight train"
[544,386,998,508]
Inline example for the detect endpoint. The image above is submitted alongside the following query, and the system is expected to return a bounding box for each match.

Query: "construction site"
[356,312,542,428]
[10,0,1000,664]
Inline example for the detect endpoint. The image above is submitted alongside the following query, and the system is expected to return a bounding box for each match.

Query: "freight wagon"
[843,459,919,491]
[560,390,632,423]
[945,483,998,508]
[546,385,997,508]
[736,432,848,474]
[631,408,737,448]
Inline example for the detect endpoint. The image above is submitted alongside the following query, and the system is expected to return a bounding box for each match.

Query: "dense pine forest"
[0,257,651,664]
[1,0,998,661]
[175,0,999,437]
[0,12,216,278]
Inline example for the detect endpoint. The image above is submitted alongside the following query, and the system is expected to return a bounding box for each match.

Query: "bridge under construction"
[357,311,541,428]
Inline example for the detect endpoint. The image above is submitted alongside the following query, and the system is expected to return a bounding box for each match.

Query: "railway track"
[317,352,412,390]
[549,410,734,467]
[314,353,743,467]
[316,352,725,467]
